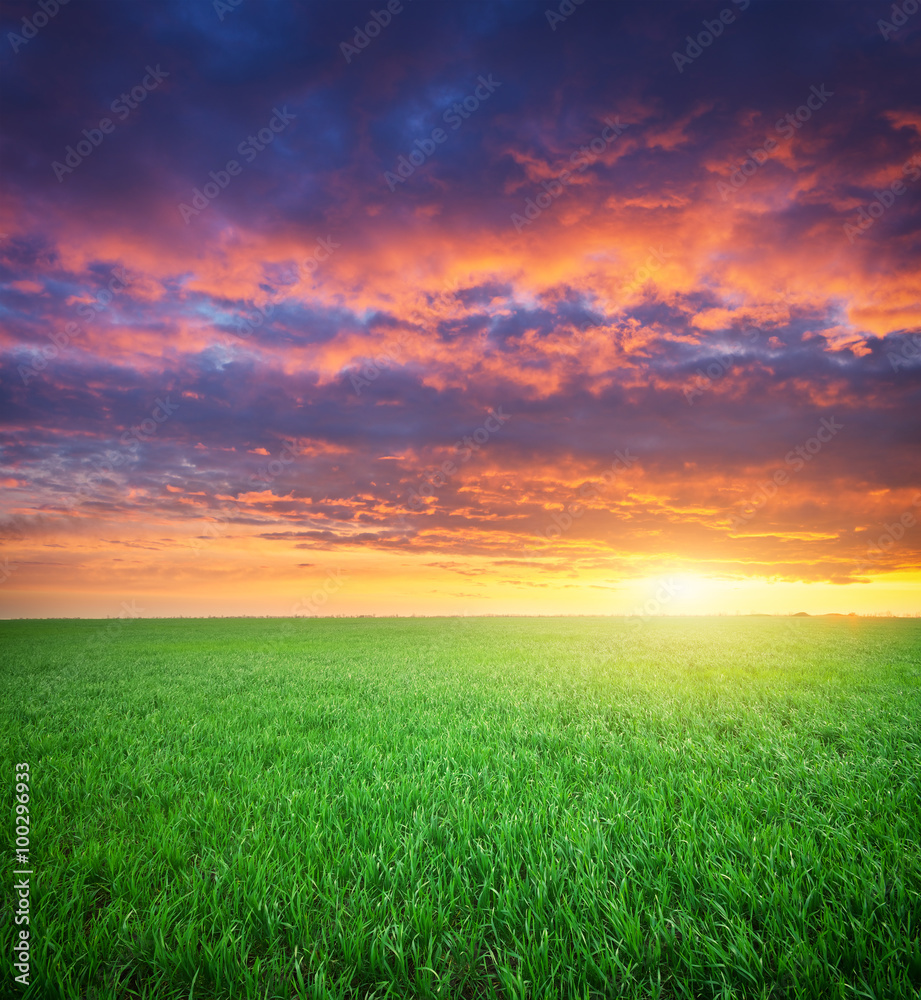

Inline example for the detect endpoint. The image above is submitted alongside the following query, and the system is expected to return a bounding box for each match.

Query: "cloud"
[1,0,919,612]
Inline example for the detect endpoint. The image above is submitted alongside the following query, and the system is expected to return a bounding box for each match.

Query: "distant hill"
[792,612,858,617]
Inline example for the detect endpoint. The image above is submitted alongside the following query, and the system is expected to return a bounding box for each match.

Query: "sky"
[1,0,920,619]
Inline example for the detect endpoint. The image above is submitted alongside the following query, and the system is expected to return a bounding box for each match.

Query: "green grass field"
[2,616,920,999]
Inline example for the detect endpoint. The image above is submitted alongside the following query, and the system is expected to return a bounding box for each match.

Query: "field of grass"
[1,615,920,999]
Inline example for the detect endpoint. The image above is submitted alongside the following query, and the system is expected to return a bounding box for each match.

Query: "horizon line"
[3,612,920,622]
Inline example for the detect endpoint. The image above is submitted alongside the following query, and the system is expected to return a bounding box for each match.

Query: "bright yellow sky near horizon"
[3,543,919,619]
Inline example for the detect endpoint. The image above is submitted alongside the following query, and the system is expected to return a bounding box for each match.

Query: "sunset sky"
[1,0,920,619]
